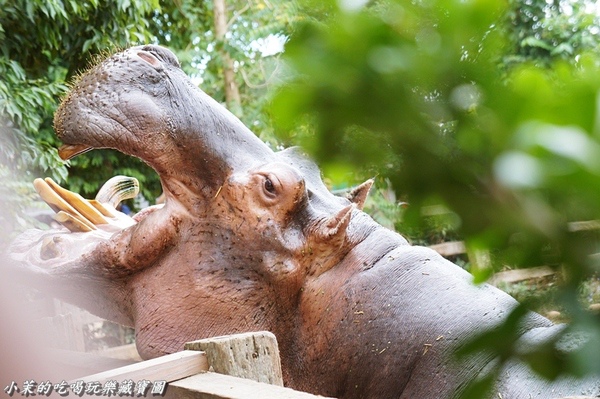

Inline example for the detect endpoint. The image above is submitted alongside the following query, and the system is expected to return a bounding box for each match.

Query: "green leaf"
[521,36,554,51]
[551,42,574,56]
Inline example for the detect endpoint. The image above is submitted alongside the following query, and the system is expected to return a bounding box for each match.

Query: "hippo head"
[55,45,269,198]
[9,45,377,363]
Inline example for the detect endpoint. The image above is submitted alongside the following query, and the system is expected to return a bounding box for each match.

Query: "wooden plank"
[76,350,208,384]
[429,241,466,257]
[427,220,600,258]
[427,242,559,286]
[165,371,332,399]
[488,266,556,286]
[185,331,284,386]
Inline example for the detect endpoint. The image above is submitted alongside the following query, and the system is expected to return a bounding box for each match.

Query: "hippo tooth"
[44,177,108,225]
[95,175,140,209]
[33,176,140,233]
[33,178,98,232]
[40,236,63,260]
[87,199,115,218]
[53,210,95,233]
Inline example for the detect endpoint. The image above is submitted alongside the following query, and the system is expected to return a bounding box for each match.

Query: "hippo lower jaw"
[6,171,170,326]
[8,227,114,292]
[8,223,136,326]
[10,173,140,272]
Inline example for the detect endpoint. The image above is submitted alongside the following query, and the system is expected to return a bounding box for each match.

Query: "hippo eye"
[264,177,276,196]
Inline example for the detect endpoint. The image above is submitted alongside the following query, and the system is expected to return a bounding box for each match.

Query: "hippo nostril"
[137,51,161,68]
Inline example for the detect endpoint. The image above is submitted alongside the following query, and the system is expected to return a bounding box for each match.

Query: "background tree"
[148,0,298,147]
[0,0,159,233]
[214,0,243,111]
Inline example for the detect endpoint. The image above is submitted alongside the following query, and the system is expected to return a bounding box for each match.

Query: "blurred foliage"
[0,162,45,250]
[363,177,463,246]
[271,0,600,396]
[504,0,600,68]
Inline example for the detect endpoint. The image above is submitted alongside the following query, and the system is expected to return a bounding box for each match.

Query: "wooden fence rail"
[76,331,330,399]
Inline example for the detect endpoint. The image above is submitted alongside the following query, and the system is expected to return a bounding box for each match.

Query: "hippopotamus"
[7,45,600,399]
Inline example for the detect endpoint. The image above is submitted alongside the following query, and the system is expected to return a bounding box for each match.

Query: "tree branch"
[226,1,251,31]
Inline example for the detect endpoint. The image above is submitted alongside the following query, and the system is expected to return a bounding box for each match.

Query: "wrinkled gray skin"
[7,45,600,399]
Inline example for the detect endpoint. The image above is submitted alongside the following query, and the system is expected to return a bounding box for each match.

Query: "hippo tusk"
[33,176,140,233]
[43,177,108,225]
[53,210,95,233]
[33,178,98,232]
[58,143,93,160]
[87,199,115,218]
[95,175,140,209]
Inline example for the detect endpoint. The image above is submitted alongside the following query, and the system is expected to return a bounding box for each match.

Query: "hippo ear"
[346,179,374,210]
[307,204,355,277]
[315,204,354,248]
